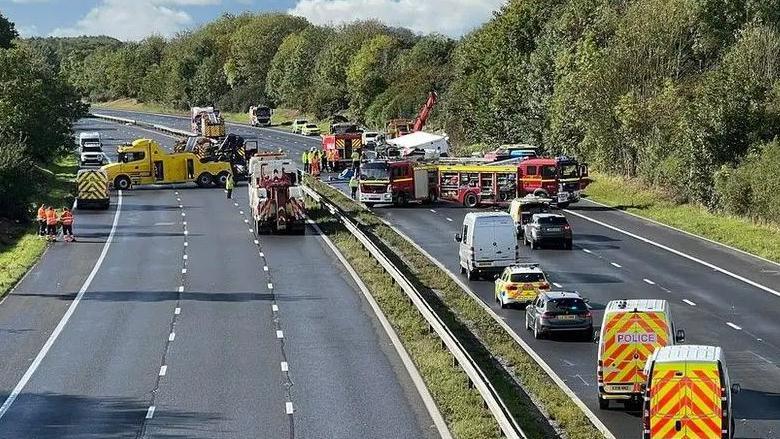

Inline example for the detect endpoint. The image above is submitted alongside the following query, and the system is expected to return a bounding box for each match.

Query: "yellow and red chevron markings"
[602,312,669,389]
[649,365,722,438]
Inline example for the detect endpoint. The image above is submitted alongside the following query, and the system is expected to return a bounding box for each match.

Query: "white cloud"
[16,24,39,37]
[50,0,221,41]
[288,0,504,37]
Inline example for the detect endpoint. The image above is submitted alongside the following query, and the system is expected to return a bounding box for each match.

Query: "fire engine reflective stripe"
[601,312,669,386]
[77,172,109,199]
[437,164,517,173]
[520,178,557,183]
[393,178,413,183]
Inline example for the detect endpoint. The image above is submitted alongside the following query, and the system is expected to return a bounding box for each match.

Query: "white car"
[362,131,380,147]
[291,119,309,133]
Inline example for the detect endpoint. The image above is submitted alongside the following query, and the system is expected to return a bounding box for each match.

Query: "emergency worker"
[60,207,75,242]
[349,175,359,199]
[37,204,47,237]
[301,150,309,173]
[45,206,58,241]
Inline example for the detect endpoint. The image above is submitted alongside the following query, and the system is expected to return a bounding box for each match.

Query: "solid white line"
[565,209,780,298]
[267,283,274,290]
[145,406,155,419]
[682,299,697,306]
[726,322,742,330]
[174,307,181,315]
[553,282,563,288]
[272,304,279,312]
[177,286,184,293]
[276,330,284,339]
[285,402,294,415]
[582,248,592,254]
[0,190,123,420]
[169,332,176,341]
[445,217,453,222]
[280,361,288,372]
[159,365,167,376]
[643,278,655,285]
[610,262,622,268]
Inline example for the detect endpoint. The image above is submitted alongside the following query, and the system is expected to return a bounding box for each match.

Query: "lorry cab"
[643,345,739,439]
[249,105,272,126]
[455,212,518,280]
[597,299,685,409]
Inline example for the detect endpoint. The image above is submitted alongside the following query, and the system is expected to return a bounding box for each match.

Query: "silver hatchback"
[525,291,593,340]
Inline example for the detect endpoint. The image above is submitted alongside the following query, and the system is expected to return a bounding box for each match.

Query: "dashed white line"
[259,252,264,257]
[429,209,436,213]
[244,219,249,223]
[445,217,453,222]
[174,307,181,315]
[182,221,187,226]
[159,365,167,376]
[280,361,288,372]
[234,203,239,207]
[181,212,185,217]
[168,332,176,341]
[263,266,269,271]
[178,204,183,208]
[285,402,294,415]
[181,268,187,274]
[145,406,156,419]
[276,330,284,339]
[682,299,697,306]
[582,249,592,254]
[182,254,188,260]
[643,278,656,285]
[726,322,742,330]
[267,283,274,290]
[272,304,279,312]
[253,239,259,245]
[249,229,254,233]
[177,286,184,293]
[553,282,563,288]
[610,262,622,268]
[239,210,244,215]
[183,242,188,247]
[183,230,189,236]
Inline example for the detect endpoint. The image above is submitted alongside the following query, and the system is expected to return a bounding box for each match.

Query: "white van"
[455,212,518,280]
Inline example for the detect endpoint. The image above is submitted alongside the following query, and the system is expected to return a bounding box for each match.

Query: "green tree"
[0,12,17,49]
[346,35,401,120]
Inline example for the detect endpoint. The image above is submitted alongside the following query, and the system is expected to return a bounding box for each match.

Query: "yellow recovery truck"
[102,138,232,189]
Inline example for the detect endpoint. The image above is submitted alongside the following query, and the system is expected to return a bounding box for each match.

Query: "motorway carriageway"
[97,109,780,438]
[0,118,438,439]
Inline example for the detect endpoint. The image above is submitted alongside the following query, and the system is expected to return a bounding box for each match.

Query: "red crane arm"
[413,91,438,132]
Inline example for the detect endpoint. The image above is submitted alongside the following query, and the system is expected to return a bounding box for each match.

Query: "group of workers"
[36,204,75,242]
[301,148,342,177]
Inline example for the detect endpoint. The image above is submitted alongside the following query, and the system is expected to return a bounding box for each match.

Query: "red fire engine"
[357,160,438,207]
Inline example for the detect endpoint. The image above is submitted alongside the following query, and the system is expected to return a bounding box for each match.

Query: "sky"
[0,0,505,41]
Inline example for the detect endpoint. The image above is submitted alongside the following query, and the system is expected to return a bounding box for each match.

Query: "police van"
[596,299,685,409]
[642,345,739,439]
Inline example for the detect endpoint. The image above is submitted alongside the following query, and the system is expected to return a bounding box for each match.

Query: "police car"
[494,263,550,308]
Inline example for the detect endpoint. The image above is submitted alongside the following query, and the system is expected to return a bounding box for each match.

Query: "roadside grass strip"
[306,177,602,439]
[585,172,780,263]
[1,157,77,298]
[307,207,503,439]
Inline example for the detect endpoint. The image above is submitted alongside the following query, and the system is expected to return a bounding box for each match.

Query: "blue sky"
[0,0,504,41]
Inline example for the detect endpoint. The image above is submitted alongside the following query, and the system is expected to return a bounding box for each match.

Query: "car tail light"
[580,311,592,318]
[506,285,518,291]
[563,224,571,230]
[538,282,550,290]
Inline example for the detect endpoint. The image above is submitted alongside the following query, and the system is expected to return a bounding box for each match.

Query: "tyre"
[558,202,570,209]
[216,171,230,187]
[598,395,609,410]
[196,172,214,188]
[564,239,573,250]
[499,294,508,309]
[463,192,478,208]
[583,326,594,342]
[398,192,409,206]
[101,199,110,210]
[460,264,467,274]
[533,189,549,198]
[525,315,532,331]
[114,175,132,190]
[467,267,478,281]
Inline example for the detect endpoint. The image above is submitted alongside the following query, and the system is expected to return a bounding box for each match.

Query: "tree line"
[23,1,780,224]
[0,12,87,221]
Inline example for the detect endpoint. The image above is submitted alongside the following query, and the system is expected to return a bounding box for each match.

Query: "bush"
[0,137,42,220]
[217,84,267,113]
[715,140,780,222]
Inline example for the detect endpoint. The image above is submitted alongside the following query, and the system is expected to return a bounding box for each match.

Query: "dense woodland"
[4,0,780,224]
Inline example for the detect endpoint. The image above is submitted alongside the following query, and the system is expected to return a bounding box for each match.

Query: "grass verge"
[305,176,603,439]
[0,156,78,297]
[585,172,780,263]
[307,206,502,438]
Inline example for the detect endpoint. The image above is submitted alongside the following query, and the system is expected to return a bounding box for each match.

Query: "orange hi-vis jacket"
[61,211,74,226]
[37,207,46,221]
[45,209,58,226]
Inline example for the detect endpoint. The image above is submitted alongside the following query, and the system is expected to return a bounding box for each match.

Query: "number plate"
[547,227,561,232]
[558,314,576,320]
[605,384,633,393]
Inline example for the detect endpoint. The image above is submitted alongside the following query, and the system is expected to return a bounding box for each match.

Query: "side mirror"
[731,383,741,395]
[675,329,686,344]
[454,233,462,243]
[525,304,534,313]
[582,298,590,304]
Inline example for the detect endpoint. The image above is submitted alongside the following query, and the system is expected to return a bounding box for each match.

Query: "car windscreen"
[510,273,544,282]
[537,216,568,225]
[82,145,102,152]
[541,165,557,178]
[560,164,578,178]
[305,124,318,128]
[360,163,389,180]
[546,298,587,312]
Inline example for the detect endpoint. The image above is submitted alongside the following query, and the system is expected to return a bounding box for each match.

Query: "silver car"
[525,291,593,340]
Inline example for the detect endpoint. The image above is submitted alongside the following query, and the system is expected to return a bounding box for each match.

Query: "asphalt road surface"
[0,118,437,439]
[96,109,780,439]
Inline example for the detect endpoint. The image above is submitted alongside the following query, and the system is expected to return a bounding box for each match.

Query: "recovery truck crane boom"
[412,91,437,132]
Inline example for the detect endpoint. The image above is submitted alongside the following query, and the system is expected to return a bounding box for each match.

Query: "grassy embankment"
[93,99,331,133]
[585,172,780,262]
[305,177,603,439]
[0,156,78,297]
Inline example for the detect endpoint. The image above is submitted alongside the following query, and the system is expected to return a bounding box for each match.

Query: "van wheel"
[533,189,549,198]
[460,264,466,274]
[216,171,230,187]
[114,176,132,190]
[463,193,478,208]
[467,268,478,281]
[196,172,214,188]
[399,192,409,206]
[598,395,609,410]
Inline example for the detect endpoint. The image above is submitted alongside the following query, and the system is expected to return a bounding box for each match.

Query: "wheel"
[598,395,609,410]
[101,199,110,210]
[114,175,132,190]
[428,191,437,203]
[216,171,230,187]
[499,294,508,309]
[467,267,478,281]
[196,172,214,188]
[463,192,478,208]
[564,239,573,250]
[583,326,594,342]
[460,264,466,274]
[398,192,409,206]
[525,315,532,331]
[533,320,543,339]
[533,189,549,198]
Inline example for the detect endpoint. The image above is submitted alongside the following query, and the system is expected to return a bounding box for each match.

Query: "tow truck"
[247,152,306,234]
[102,138,232,190]
[174,134,259,182]
[357,160,438,207]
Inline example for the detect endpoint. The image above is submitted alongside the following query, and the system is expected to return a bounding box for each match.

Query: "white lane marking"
[182,221,187,226]
[259,252,264,257]
[281,361,289,372]
[178,204,183,208]
[429,209,436,213]
[643,278,655,285]
[726,322,742,330]
[276,330,284,339]
[553,282,563,288]
[176,198,180,202]
[181,212,186,216]
[0,191,123,420]
[610,262,622,268]
[183,241,188,247]
[263,266,269,271]
[253,240,259,245]
[582,248,592,254]
[249,229,254,233]
[244,219,249,223]
[159,365,167,376]
[154,222,175,226]
[272,304,279,312]
[174,191,179,195]
[183,230,189,236]
[234,203,239,207]
[168,332,176,341]
[267,283,274,290]
[177,286,184,293]
[181,268,187,274]
[174,307,181,315]
[445,217,453,222]
[285,402,294,415]
[565,209,780,298]
[145,406,155,419]
[682,299,697,306]
[239,210,244,215]
[182,254,188,260]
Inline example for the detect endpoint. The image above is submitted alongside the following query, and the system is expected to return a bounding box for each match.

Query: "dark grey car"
[523,213,573,249]
[525,291,593,340]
